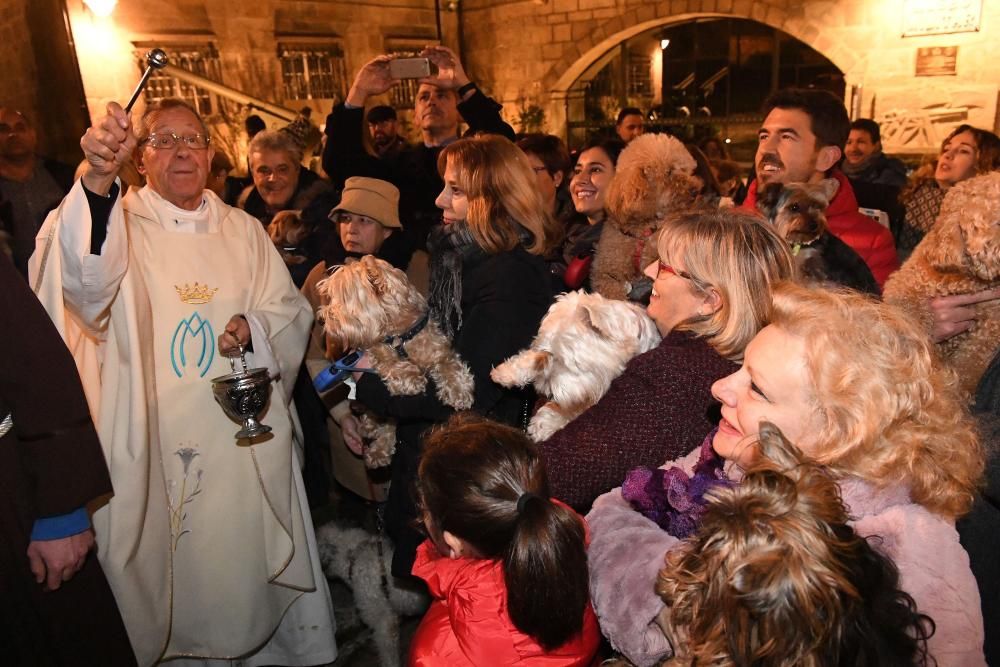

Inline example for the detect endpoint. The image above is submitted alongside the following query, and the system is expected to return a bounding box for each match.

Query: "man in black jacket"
[239,129,336,228]
[323,45,515,250]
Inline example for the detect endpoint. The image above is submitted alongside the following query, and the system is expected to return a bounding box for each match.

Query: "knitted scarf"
[621,429,732,538]
[427,222,483,340]
[427,221,536,340]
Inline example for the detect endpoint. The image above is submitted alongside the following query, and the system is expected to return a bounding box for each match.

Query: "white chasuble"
[30,183,336,666]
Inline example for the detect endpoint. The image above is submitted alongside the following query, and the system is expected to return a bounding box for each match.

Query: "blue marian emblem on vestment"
[171,312,215,378]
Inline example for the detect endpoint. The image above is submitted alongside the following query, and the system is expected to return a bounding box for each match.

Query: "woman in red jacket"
[410,415,600,666]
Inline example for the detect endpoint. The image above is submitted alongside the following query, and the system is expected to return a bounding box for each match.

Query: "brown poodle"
[592,133,699,302]
[317,255,474,467]
[883,171,1000,396]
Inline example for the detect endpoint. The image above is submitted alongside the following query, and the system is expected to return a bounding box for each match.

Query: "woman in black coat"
[353,135,554,576]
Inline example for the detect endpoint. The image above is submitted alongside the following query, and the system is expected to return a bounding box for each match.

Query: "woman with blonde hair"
[542,208,794,511]
[587,282,985,666]
[352,133,553,578]
[656,422,935,666]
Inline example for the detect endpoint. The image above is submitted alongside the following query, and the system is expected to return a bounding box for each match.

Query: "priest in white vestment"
[29,98,337,666]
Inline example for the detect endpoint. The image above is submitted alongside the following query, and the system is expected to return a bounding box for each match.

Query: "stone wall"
[23,0,1000,159]
[460,0,1000,153]
[66,0,446,121]
[0,0,40,129]
[0,0,90,163]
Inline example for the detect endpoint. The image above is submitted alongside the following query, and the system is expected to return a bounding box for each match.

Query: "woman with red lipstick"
[352,134,554,579]
[586,283,985,666]
[896,124,1000,262]
[541,209,793,512]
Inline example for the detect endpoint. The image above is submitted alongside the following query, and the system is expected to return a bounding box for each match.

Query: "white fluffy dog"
[491,290,660,441]
[316,521,428,667]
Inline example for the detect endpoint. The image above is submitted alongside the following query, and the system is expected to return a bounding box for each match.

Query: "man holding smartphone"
[323,45,514,251]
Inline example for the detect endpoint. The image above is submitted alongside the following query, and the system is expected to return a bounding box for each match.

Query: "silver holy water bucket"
[210,346,274,439]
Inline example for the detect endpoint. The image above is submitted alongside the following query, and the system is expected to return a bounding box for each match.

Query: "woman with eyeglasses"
[350,134,555,579]
[541,209,794,512]
[586,283,985,666]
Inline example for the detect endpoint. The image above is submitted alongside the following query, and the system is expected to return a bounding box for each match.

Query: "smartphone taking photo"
[388,57,434,80]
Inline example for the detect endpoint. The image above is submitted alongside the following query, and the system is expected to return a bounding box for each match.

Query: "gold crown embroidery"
[175,282,219,304]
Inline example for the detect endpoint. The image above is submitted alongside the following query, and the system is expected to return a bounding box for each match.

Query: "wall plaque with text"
[902,0,982,37]
[916,46,958,76]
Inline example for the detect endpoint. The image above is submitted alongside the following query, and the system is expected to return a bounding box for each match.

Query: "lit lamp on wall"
[83,0,117,17]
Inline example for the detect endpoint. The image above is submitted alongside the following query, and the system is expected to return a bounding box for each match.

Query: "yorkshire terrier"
[756,179,879,294]
[655,422,933,666]
[317,255,474,467]
[267,209,310,266]
[491,290,660,442]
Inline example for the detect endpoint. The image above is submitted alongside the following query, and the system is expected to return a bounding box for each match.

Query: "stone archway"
[541,1,863,135]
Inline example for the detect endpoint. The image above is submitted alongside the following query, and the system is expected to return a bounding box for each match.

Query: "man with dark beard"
[739,89,899,288]
[367,105,408,158]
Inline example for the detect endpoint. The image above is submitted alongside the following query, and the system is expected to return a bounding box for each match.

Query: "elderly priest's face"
[139,106,215,211]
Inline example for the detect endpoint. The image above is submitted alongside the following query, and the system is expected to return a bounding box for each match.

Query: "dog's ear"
[965,214,1000,281]
[922,201,968,272]
[756,183,784,220]
[956,175,1000,281]
[360,255,389,296]
[815,178,839,206]
[579,299,633,341]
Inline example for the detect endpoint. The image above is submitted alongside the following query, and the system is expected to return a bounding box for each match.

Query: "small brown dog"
[756,179,878,294]
[884,171,1000,395]
[317,255,474,467]
[655,422,933,665]
[267,209,309,266]
[592,134,698,302]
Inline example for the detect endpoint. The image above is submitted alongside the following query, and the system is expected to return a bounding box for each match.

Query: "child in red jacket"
[409,415,601,666]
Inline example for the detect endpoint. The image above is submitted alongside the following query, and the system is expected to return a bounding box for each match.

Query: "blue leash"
[313,350,377,392]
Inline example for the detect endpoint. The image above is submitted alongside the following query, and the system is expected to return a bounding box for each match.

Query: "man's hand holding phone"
[346,55,395,107]
[418,45,471,93]
[346,46,473,108]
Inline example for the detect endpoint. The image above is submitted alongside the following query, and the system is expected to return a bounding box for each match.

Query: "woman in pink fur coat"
[587,282,985,666]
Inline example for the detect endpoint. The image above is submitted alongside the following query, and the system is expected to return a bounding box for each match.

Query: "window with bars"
[627,52,652,97]
[136,44,222,116]
[278,44,348,101]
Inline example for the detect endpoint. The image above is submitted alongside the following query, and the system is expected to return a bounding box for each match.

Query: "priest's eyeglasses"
[144,132,211,150]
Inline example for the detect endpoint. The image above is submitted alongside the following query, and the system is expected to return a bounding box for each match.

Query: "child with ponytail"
[410,414,600,666]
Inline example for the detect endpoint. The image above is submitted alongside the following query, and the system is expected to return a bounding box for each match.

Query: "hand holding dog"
[928,287,1000,342]
[341,415,364,456]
